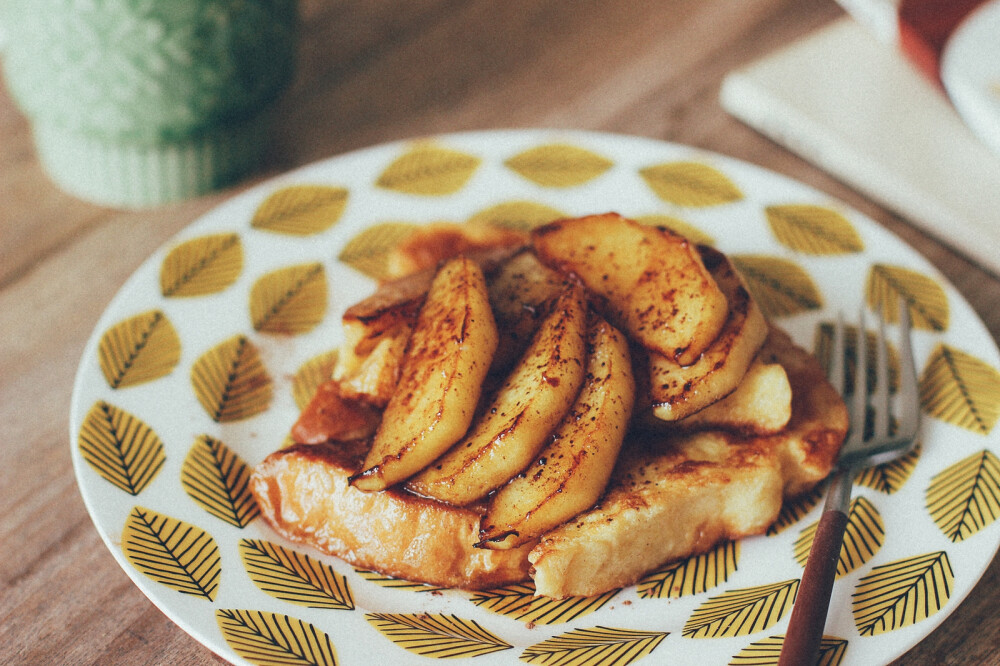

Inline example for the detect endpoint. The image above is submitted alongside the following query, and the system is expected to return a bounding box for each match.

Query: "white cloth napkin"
[720,18,1000,277]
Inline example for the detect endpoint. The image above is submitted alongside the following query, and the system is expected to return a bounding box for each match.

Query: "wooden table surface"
[3,1,998,663]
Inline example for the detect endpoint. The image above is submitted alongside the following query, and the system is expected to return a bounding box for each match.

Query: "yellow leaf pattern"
[181,435,259,527]
[337,222,418,280]
[504,144,613,187]
[794,497,884,577]
[683,580,799,638]
[354,569,447,593]
[78,401,165,495]
[855,442,921,494]
[637,540,738,599]
[292,350,339,410]
[466,200,565,231]
[730,255,823,318]
[852,551,953,636]
[122,506,220,600]
[866,264,949,331]
[216,609,337,666]
[191,335,273,423]
[919,344,1000,435]
[160,232,243,297]
[634,214,715,246]
[365,613,512,658]
[240,539,354,610]
[251,185,349,235]
[730,635,849,665]
[98,310,181,389]
[469,582,617,625]
[250,263,328,335]
[767,486,823,536]
[376,144,481,195]
[521,627,668,665]
[765,204,864,255]
[639,162,743,206]
[926,450,1000,542]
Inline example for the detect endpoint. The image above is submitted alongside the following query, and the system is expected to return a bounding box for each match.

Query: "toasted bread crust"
[251,441,533,589]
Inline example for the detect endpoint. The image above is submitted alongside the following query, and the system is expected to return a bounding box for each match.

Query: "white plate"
[942,0,1000,160]
[70,129,1000,665]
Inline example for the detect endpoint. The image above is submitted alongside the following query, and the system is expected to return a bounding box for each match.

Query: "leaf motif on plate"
[815,322,900,395]
[216,608,337,666]
[122,506,220,600]
[730,255,823,318]
[767,485,823,536]
[636,540,738,599]
[919,343,1000,435]
[852,551,953,636]
[639,162,743,207]
[353,569,447,593]
[926,449,1000,542]
[376,144,481,195]
[337,222,419,280]
[78,401,165,495]
[682,579,799,639]
[160,232,243,297]
[794,497,884,577]
[855,442,921,494]
[466,200,566,231]
[191,335,273,423]
[521,626,669,665]
[765,204,864,255]
[240,539,354,610]
[181,435,259,527]
[364,613,512,659]
[504,143,613,188]
[251,185,349,236]
[250,263,328,335]
[865,264,949,331]
[293,350,340,410]
[634,214,716,246]
[729,635,848,665]
[98,310,181,389]
[468,582,617,625]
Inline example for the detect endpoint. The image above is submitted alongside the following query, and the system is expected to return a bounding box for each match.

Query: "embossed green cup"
[1,0,297,207]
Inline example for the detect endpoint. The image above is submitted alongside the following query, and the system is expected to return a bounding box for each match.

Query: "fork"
[778,301,920,666]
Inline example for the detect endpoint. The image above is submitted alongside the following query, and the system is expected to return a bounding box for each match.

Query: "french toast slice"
[529,326,847,598]
[250,326,845,597]
[252,438,534,589]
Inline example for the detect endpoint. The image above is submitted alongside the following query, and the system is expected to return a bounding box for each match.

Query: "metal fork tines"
[779,301,920,666]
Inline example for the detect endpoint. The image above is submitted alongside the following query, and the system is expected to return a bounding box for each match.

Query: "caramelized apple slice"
[479,316,635,549]
[407,285,588,505]
[647,246,768,421]
[351,256,498,491]
[532,213,727,365]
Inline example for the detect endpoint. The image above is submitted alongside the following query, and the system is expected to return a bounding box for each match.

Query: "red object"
[898,0,990,84]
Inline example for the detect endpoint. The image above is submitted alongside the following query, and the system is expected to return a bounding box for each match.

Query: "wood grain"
[1,1,996,663]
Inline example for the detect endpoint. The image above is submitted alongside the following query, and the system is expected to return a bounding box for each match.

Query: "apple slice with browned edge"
[645,246,768,421]
[351,256,498,491]
[532,213,727,365]
[406,285,588,505]
[478,316,635,549]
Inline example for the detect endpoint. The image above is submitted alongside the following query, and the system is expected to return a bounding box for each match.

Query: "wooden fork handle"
[778,508,849,666]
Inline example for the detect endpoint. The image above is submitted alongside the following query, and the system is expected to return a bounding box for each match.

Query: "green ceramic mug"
[1,0,297,207]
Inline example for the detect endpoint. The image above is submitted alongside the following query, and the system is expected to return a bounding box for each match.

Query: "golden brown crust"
[251,442,533,589]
